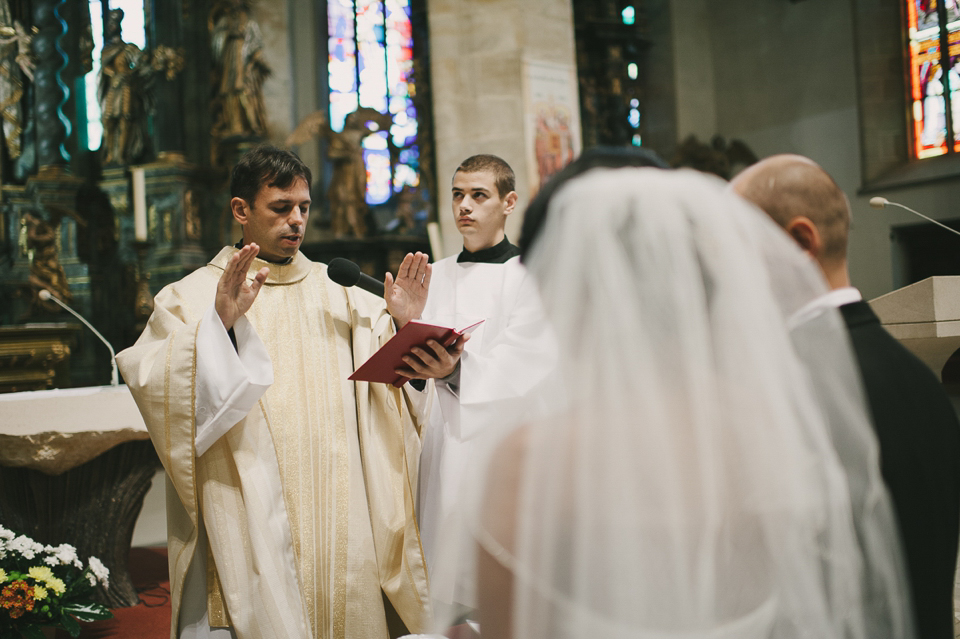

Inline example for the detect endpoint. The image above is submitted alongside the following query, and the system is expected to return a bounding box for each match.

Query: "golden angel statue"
[287,107,393,238]
[209,0,271,142]
[99,9,184,166]
[0,0,36,164]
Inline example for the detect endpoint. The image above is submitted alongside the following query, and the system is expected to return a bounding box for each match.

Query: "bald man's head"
[732,154,851,268]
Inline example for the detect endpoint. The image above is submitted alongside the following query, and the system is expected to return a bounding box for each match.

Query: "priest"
[117,146,449,639]
[399,154,558,620]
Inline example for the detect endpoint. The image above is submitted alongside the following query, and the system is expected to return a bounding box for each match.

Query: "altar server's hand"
[385,251,431,328]
[396,334,469,380]
[216,244,269,330]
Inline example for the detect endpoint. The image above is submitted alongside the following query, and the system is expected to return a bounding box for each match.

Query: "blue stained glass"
[328,39,358,93]
[629,108,640,128]
[328,0,356,38]
[358,45,388,111]
[85,0,105,150]
[363,131,388,150]
[357,0,386,43]
[391,114,417,146]
[621,6,635,25]
[389,95,409,115]
[330,92,359,131]
[385,0,412,45]
[328,0,421,207]
[364,147,392,204]
[394,163,419,189]
[398,146,419,165]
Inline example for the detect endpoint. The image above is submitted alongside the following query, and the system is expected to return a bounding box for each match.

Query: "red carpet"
[53,547,477,638]
[56,546,171,639]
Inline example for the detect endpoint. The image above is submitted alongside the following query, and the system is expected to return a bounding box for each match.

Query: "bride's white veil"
[469,168,914,639]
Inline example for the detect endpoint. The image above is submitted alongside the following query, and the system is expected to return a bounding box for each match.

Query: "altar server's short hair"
[455,154,516,198]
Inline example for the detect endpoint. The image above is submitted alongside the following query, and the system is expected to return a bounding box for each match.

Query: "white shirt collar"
[788,287,862,330]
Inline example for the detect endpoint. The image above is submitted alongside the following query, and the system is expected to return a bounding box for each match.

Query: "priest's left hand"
[385,252,431,328]
[396,335,469,380]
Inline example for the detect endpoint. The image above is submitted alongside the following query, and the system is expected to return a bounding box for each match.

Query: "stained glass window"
[328,0,419,206]
[624,6,641,146]
[906,0,960,158]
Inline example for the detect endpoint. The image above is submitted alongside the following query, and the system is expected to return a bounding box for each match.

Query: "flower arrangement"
[0,523,112,638]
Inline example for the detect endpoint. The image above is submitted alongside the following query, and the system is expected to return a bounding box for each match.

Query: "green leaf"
[19,625,45,639]
[59,611,81,637]
[63,601,113,621]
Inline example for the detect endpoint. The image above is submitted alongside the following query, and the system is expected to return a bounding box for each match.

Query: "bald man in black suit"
[733,155,960,639]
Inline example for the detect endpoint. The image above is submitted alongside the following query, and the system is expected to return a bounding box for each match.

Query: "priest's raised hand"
[214,243,270,330]
[384,250,431,328]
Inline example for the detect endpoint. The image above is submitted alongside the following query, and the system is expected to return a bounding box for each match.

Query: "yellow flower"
[32,585,47,601]
[0,568,7,584]
[27,566,54,583]
[45,577,65,595]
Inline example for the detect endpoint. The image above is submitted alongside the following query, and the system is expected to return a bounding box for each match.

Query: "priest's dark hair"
[455,154,516,198]
[519,146,669,259]
[231,145,313,204]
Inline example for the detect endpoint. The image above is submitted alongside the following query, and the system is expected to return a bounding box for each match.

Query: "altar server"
[401,154,557,616]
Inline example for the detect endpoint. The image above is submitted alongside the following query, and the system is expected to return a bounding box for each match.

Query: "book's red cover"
[349,319,484,387]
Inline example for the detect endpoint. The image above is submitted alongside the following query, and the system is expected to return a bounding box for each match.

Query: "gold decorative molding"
[0,324,81,393]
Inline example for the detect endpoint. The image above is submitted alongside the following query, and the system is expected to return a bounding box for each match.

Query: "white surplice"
[416,254,558,609]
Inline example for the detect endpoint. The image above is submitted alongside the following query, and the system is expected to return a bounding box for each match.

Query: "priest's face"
[451,170,518,252]
[232,178,311,261]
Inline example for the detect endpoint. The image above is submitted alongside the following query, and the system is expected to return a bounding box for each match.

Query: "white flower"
[52,543,80,568]
[9,535,43,560]
[86,573,97,587]
[43,555,59,567]
[0,525,14,541]
[88,556,110,588]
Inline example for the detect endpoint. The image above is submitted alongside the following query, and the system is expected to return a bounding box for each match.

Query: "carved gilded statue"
[209,0,271,143]
[99,9,184,166]
[22,212,71,316]
[0,0,36,164]
[286,107,393,238]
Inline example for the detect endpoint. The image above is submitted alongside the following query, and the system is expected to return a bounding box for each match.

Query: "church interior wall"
[659,0,960,300]
[428,0,577,257]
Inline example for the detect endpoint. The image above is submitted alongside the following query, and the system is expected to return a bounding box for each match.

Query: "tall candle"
[132,167,147,241]
[427,221,444,261]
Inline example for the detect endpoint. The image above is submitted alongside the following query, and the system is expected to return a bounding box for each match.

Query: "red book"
[349,319,484,387]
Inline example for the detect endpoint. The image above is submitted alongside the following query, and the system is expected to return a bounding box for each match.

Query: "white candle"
[132,167,147,242]
[427,221,444,261]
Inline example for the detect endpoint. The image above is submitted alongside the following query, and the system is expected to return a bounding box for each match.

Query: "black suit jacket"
[841,300,960,639]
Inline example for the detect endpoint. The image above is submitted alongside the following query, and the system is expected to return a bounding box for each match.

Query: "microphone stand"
[870,197,960,238]
[39,290,119,386]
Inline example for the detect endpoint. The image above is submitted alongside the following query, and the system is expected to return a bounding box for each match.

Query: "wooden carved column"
[31,0,71,169]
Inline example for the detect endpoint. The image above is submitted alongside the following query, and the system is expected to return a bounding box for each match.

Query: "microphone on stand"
[869,196,960,238]
[38,289,119,386]
[327,257,386,297]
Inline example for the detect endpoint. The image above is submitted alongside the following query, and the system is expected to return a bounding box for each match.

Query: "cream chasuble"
[117,248,430,639]
[417,254,558,609]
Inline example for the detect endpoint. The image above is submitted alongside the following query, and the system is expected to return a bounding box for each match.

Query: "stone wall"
[657,0,960,299]
[427,0,578,257]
